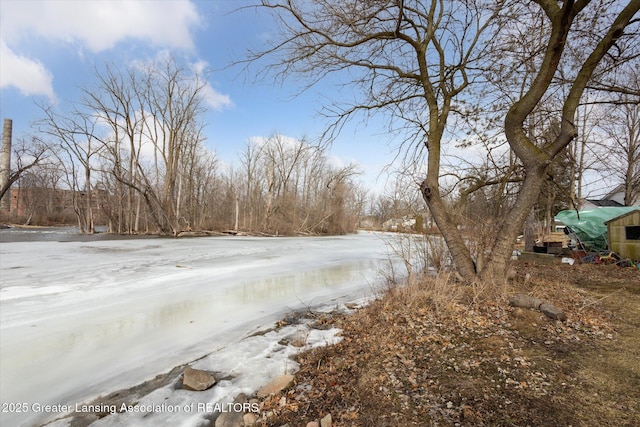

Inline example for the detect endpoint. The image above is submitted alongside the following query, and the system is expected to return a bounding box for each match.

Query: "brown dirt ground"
[254,261,640,426]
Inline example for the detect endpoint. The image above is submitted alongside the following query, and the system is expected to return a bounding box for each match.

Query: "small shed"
[605,209,640,261]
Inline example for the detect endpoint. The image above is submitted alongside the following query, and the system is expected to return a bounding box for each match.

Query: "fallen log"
[509,294,567,321]
[509,294,543,310]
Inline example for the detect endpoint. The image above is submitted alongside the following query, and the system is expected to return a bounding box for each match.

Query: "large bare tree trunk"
[524,208,536,253]
[421,179,477,280]
[482,165,548,280]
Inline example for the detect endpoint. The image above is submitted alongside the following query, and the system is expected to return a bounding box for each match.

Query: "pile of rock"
[213,393,259,427]
[181,369,304,427]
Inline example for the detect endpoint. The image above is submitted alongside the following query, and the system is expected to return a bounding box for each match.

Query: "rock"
[320,413,332,427]
[509,294,543,309]
[215,395,248,427]
[215,411,244,427]
[257,374,295,398]
[540,303,567,321]
[182,367,216,391]
[306,422,319,427]
[243,412,257,426]
[69,413,100,425]
[278,396,287,407]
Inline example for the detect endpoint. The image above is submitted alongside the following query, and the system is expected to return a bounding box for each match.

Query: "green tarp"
[555,207,637,251]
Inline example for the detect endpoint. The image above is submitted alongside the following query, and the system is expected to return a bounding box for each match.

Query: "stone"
[69,414,100,425]
[243,412,257,426]
[234,393,248,404]
[215,411,244,427]
[320,413,332,427]
[306,422,319,427]
[215,395,248,427]
[182,367,216,391]
[257,374,295,398]
[540,303,567,321]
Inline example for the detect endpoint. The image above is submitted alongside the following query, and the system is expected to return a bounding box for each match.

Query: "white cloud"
[188,59,233,111]
[1,0,202,52]
[248,134,303,150]
[202,83,233,111]
[191,60,208,75]
[130,54,233,112]
[0,1,202,100]
[0,40,55,102]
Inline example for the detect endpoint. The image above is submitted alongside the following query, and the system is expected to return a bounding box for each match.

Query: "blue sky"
[0,0,620,200]
[0,0,395,192]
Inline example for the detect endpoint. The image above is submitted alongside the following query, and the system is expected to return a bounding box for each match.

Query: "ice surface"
[0,231,398,426]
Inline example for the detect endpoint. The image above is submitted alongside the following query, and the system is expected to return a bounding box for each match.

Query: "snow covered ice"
[0,230,398,426]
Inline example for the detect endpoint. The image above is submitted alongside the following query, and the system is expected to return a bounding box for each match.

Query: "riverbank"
[41,260,639,427]
[40,302,359,427]
[252,260,639,426]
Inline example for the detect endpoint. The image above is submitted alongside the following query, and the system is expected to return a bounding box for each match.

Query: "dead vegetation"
[256,261,640,426]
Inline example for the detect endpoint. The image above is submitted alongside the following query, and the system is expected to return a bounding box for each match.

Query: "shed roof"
[604,209,640,225]
[586,199,624,207]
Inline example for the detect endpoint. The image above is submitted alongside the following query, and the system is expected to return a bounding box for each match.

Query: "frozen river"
[0,230,396,426]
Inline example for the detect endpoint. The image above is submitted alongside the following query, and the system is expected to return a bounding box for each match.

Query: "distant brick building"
[8,187,103,223]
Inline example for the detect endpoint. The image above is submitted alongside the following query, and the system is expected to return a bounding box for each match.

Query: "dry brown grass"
[378,272,463,315]
[255,261,640,426]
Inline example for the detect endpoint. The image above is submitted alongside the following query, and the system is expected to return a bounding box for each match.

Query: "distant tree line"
[0,57,365,236]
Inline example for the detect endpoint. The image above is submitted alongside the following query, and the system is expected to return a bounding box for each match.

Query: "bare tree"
[81,58,210,235]
[598,69,640,205]
[36,57,215,235]
[38,107,101,233]
[247,0,640,281]
[571,96,609,208]
[12,151,65,225]
[0,133,49,206]
[237,134,361,235]
[239,139,266,231]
